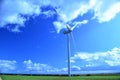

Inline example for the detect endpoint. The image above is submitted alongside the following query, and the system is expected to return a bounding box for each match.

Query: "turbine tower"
[63,24,76,77]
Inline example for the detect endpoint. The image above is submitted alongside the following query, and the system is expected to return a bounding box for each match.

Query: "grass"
[1,74,120,80]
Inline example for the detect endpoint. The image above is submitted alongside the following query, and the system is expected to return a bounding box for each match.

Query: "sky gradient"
[0,0,120,74]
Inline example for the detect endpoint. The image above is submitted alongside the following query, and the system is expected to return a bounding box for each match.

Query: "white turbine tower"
[63,24,76,77]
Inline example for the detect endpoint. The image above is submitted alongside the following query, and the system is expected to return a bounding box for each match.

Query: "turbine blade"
[66,24,71,30]
[70,33,77,52]
[71,25,76,31]
[71,23,78,31]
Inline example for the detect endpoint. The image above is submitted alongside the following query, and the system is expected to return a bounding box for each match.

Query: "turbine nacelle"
[63,23,77,34]
[63,24,72,34]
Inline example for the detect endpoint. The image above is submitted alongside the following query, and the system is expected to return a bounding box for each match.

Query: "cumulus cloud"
[53,21,65,33]
[53,0,120,33]
[53,20,88,33]
[71,47,120,67]
[0,0,120,32]
[0,59,81,73]
[92,0,120,23]
[55,66,81,72]
[23,60,54,73]
[55,0,89,22]
[0,0,41,32]
[71,65,81,71]
[53,0,90,33]
[0,60,17,73]
[42,10,56,18]
[23,60,82,73]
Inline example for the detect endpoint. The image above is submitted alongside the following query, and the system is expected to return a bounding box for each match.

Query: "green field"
[1,75,120,80]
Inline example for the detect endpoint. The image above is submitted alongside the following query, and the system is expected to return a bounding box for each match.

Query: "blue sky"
[0,0,120,74]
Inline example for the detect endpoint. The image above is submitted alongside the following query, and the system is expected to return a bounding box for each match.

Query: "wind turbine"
[63,24,76,77]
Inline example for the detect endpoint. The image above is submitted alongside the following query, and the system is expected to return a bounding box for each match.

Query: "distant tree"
[86,74,91,76]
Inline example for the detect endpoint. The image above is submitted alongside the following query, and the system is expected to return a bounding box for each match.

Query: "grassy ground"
[1,75,120,80]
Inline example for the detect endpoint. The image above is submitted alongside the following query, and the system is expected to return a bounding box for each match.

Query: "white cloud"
[53,21,65,33]
[23,60,53,73]
[53,0,120,33]
[53,1,90,33]
[0,60,17,73]
[53,20,88,33]
[60,67,68,72]
[71,47,120,67]
[92,0,120,23]
[55,0,89,22]
[42,10,56,18]
[70,59,75,63]
[0,59,81,73]
[0,0,41,32]
[23,60,82,73]
[72,20,88,28]
[56,66,81,72]
[71,65,81,71]
[0,0,120,32]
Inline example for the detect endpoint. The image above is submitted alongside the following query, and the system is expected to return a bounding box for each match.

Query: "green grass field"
[1,75,120,80]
